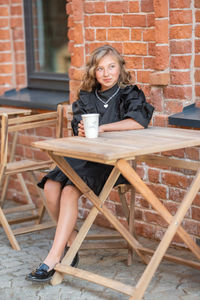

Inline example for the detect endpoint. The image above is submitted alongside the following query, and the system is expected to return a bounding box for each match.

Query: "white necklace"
[95,86,120,108]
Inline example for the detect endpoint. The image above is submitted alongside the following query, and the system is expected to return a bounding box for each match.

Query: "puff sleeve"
[120,85,154,128]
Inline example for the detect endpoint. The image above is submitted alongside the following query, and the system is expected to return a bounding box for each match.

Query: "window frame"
[23,0,69,91]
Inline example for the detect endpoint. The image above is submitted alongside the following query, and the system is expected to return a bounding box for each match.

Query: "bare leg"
[43,185,81,269]
[44,180,78,246]
[44,179,62,222]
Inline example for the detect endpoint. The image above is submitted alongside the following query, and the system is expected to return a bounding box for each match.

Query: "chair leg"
[0,174,10,206]
[127,186,135,266]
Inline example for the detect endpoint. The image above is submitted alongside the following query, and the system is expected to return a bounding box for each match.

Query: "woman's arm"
[99,118,144,133]
[78,118,143,137]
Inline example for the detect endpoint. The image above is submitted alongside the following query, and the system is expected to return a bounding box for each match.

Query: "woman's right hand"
[78,120,85,137]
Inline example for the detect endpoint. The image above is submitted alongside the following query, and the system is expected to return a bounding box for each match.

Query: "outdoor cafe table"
[33,127,200,300]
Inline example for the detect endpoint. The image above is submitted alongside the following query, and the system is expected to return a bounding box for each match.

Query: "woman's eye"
[97,67,103,71]
[109,64,115,69]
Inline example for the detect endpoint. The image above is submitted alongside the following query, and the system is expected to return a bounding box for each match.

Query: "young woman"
[26,44,154,282]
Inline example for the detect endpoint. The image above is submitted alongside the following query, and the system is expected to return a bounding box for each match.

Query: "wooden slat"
[3,204,36,214]
[5,160,52,174]
[8,111,57,125]
[8,119,57,132]
[13,221,55,235]
[54,264,135,296]
[137,154,200,171]
[81,241,127,250]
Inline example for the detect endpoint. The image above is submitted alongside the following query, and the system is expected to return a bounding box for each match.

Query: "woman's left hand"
[78,120,85,137]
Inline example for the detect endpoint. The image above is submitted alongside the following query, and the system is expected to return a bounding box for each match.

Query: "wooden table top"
[0,107,31,116]
[33,127,200,164]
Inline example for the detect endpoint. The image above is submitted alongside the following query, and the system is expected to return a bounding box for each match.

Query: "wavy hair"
[78,45,132,96]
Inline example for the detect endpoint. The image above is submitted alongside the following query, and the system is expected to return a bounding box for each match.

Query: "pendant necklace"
[95,86,120,108]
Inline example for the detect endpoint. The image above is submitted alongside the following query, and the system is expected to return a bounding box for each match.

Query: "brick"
[0,29,10,39]
[154,0,168,17]
[73,23,84,44]
[111,15,123,27]
[90,15,110,27]
[161,148,185,158]
[164,86,192,100]
[129,1,139,12]
[169,187,185,203]
[143,28,155,41]
[10,16,23,28]
[185,147,199,161]
[35,127,54,137]
[135,221,156,239]
[0,0,9,3]
[124,56,143,69]
[124,42,147,55]
[170,71,191,85]
[0,6,9,16]
[11,5,22,15]
[150,86,163,112]
[0,53,12,63]
[144,56,155,69]
[155,19,169,43]
[170,40,192,54]
[137,70,151,83]
[150,72,170,85]
[85,28,95,41]
[94,2,105,13]
[196,86,200,97]
[66,2,72,14]
[0,64,12,74]
[123,15,146,27]
[131,28,142,41]
[196,24,200,38]
[144,211,168,227]
[70,46,84,67]
[164,99,183,114]
[13,28,24,40]
[0,75,12,85]
[106,1,128,13]
[170,0,191,8]
[170,25,192,39]
[155,45,169,70]
[0,18,9,27]
[96,29,107,41]
[196,11,200,22]
[141,0,154,12]
[170,10,192,25]
[147,13,155,27]
[195,69,200,82]
[162,172,189,189]
[148,42,156,56]
[171,55,191,69]
[148,168,160,183]
[108,28,129,41]
[195,0,200,8]
[72,0,83,22]
[84,2,95,14]
[196,40,200,53]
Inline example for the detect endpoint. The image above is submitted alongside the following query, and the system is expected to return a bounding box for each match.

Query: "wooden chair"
[0,105,64,250]
[65,104,136,265]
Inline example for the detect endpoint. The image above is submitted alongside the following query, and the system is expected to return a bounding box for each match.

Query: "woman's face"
[95,54,121,91]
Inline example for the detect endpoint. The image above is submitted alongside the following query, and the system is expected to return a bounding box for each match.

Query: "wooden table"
[33,127,200,300]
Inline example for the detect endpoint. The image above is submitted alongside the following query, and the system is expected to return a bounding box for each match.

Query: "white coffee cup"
[81,113,99,138]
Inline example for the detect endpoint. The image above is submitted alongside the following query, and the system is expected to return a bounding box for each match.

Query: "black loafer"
[64,246,79,268]
[26,263,55,282]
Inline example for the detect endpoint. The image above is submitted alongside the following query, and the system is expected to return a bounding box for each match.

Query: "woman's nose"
[103,68,109,76]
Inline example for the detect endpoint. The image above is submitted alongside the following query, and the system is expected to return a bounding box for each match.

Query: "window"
[24,0,69,91]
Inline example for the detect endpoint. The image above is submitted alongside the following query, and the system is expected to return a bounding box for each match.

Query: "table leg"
[129,166,200,300]
[116,159,200,260]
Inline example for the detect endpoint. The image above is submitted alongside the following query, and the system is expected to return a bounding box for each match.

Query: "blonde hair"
[78,45,132,96]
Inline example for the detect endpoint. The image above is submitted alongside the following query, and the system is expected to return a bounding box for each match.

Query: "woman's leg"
[43,185,81,269]
[44,179,62,222]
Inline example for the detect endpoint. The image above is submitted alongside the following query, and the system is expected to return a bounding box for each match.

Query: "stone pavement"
[0,217,200,300]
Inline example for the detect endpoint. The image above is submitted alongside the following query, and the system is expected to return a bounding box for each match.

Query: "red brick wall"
[0,0,26,95]
[0,0,200,247]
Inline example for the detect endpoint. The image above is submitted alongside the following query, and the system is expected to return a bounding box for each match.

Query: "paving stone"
[0,219,200,300]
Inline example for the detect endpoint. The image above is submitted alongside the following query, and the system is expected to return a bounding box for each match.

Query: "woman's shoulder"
[120,84,143,99]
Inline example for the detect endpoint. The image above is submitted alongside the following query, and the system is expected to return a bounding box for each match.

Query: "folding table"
[33,127,200,300]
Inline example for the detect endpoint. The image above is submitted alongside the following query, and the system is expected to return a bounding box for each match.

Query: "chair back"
[0,104,64,167]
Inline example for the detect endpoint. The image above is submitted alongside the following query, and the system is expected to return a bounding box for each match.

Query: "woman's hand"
[78,120,85,137]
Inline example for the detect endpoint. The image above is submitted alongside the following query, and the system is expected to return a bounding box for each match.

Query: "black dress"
[38,84,154,195]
